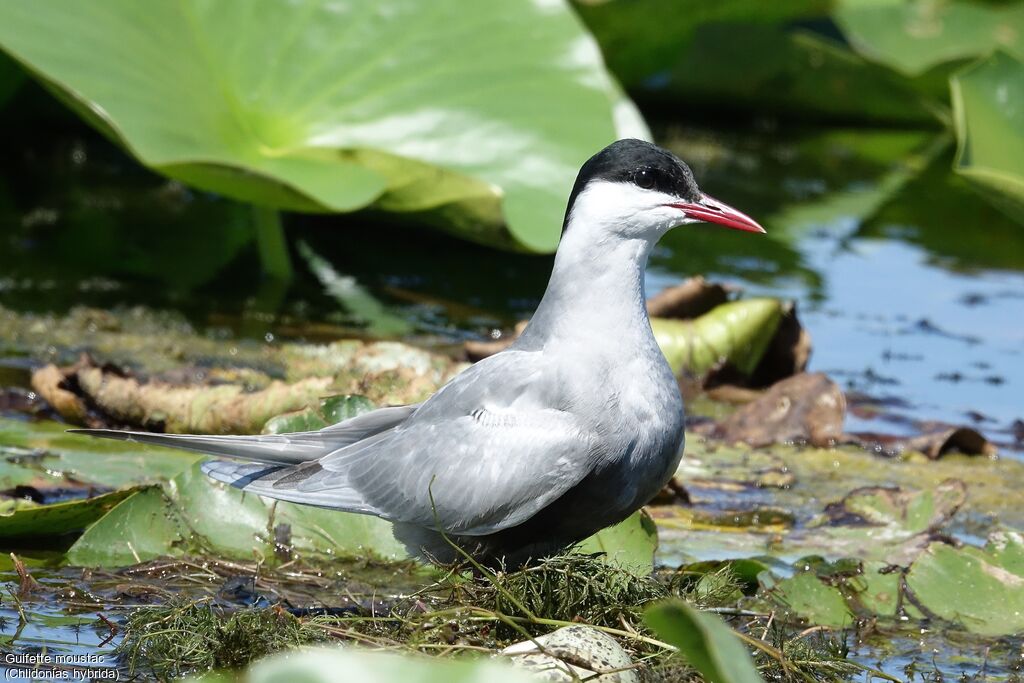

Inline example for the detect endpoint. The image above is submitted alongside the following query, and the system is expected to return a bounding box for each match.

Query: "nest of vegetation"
[112,553,863,682]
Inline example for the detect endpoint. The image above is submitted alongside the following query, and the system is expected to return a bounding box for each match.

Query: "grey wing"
[212,351,602,536]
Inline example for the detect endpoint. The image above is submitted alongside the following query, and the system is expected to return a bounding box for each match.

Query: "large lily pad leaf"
[0,417,201,490]
[836,0,1024,77]
[950,51,1024,223]
[645,599,763,683]
[760,531,1024,636]
[574,509,658,575]
[759,571,855,628]
[67,462,406,567]
[575,0,940,124]
[905,531,1024,637]
[0,1,641,253]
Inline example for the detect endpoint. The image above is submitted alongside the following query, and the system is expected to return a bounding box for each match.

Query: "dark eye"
[634,168,655,190]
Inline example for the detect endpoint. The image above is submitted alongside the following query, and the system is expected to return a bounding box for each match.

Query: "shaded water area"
[2,97,1023,679]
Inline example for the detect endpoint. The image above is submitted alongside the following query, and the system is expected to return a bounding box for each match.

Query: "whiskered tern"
[77,139,765,566]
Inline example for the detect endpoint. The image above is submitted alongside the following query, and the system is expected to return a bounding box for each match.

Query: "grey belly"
[395,431,684,567]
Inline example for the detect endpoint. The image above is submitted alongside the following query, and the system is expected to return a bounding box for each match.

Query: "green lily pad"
[576,0,939,124]
[844,560,906,619]
[67,462,406,567]
[760,570,856,628]
[0,417,201,490]
[651,298,782,376]
[0,488,136,540]
[0,0,641,252]
[67,460,660,569]
[645,599,762,683]
[836,0,1024,76]
[574,509,659,576]
[905,531,1024,637]
[66,487,185,566]
[320,395,376,424]
[950,50,1024,223]
[817,479,966,536]
[263,393,376,434]
[262,408,330,435]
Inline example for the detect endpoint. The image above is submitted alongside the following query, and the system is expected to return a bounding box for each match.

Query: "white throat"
[517,180,681,348]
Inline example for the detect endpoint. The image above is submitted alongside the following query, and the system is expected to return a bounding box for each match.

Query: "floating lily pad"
[0,0,642,252]
[67,462,406,567]
[818,479,966,536]
[575,509,659,576]
[0,417,200,490]
[950,51,1024,223]
[905,531,1024,637]
[66,486,185,566]
[760,570,855,628]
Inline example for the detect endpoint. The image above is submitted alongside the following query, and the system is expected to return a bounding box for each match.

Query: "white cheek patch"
[565,180,685,238]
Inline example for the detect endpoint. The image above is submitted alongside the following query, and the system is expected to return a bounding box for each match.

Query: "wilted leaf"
[0,0,641,252]
[836,0,1024,76]
[644,599,763,683]
[650,506,794,535]
[905,531,1024,636]
[844,425,997,458]
[821,480,966,536]
[574,509,658,576]
[950,51,1024,223]
[651,298,783,377]
[709,373,845,447]
[645,277,732,320]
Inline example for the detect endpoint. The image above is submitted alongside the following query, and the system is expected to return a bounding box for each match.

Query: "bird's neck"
[520,231,654,348]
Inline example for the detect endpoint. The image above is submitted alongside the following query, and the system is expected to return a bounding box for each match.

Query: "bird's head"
[561,139,765,243]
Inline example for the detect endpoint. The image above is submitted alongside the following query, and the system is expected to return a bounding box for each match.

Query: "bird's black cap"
[562,139,700,233]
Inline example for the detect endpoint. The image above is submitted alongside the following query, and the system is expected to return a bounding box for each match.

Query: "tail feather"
[69,402,419,466]
[69,428,336,465]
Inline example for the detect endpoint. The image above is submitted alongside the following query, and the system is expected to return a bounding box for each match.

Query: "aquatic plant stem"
[253,206,292,282]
